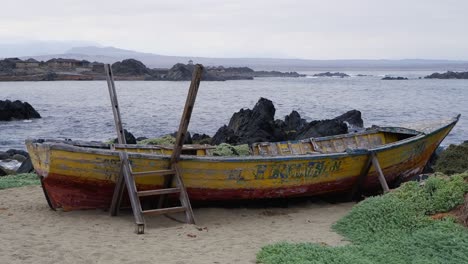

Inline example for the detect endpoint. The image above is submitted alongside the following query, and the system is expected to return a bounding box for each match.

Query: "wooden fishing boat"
[26,115,459,211]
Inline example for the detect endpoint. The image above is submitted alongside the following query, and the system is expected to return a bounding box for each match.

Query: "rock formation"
[0,100,41,121]
[211,98,282,145]
[313,72,349,78]
[425,71,468,79]
[112,129,137,144]
[211,98,363,145]
[382,76,408,80]
[111,59,152,76]
[0,58,305,81]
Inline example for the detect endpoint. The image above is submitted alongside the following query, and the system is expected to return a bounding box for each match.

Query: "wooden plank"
[170,64,204,164]
[349,152,373,200]
[105,63,128,216]
[159,65,203,209]
[132,169,175,177]
[104,64,126,145]
[174,163,195,224]
[142,206,186,215]
[137,188,181,197]
[371,152,390,193]
[119,152,145,226]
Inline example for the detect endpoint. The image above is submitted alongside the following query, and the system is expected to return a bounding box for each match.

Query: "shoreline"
[0,185,352,263]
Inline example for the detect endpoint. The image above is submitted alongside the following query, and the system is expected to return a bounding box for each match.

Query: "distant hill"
[20,46,468,71]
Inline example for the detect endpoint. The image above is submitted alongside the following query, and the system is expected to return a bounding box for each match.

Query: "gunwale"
[26,115,458,163]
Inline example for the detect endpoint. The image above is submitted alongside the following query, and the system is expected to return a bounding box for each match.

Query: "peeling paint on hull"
[27,116,459,211]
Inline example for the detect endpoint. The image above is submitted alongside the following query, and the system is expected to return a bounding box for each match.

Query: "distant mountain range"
[8,45,468,71]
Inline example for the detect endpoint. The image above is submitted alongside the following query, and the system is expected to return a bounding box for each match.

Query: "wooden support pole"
[170,64,204,164]
[349,153,373,200]
[159,64,204,209]
[119,152,145,234]
[104,63,128,216]
[371,152,390,193]
[104,64,126,145]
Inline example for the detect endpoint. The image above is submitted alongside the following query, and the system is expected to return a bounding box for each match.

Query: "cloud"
[1,0,468,59]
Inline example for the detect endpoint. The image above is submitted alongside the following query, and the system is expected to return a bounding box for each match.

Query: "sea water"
[1,70,467,150]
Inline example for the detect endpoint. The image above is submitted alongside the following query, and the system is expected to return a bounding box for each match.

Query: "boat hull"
[26,117,458,210]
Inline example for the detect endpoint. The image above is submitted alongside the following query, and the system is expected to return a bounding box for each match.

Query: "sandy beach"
[0,185,353,264]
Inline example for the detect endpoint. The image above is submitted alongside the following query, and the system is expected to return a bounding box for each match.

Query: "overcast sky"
[1,0,468,59]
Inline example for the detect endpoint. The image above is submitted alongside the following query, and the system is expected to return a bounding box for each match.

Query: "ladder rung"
[142,206,186,215]
[137,188,181,197]
[132,169,176,177]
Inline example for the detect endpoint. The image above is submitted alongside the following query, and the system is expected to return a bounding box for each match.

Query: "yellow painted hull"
[26,116,459,210]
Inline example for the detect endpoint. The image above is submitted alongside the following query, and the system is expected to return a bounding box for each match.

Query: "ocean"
[1,70,467,151]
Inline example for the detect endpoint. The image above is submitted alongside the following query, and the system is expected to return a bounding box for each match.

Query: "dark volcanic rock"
[0,100,41,121]
[170,131,193,144]
[17,158,34,173]
[284,110,307,132]
[296,110,363,138]
[113,129,137,144]
[382,76,408,80]
[0,166,7,176]
[6,149,29,158]
[192,133,212,144]
[333,110,363,129]
[313,72,349,78]
[0,151,9,160]
[166,63,194,81]
[211,98,283,145]
[211,125,239,145]
[425,71,468,79]
[296,120,348,139]
[112,59,151,76]
[12,154,26,162]
[275,110,308,140]
[211,98,363,145]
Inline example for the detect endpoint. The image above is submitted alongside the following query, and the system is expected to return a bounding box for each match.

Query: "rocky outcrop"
[170,131,193,144]
[211,98,364,145]
[111,59,151,76]
[192,133,212,144]
[333,110,363,129]
[0,149,33,175]
[313,72,349,78]
[425,71,468,79]
[295,119,348,139]
[112,129,137,144]
[0,58,305,81]
[211,98,282,145]
[382,76,408,80]
[0,100,41,121]
[275,110,308,140]
[165,63,195,81]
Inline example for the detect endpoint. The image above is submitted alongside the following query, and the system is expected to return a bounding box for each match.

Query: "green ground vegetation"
[0,173,40,190]
[435,142,468,175]
[257,173,468,264]
[212,143,250,156]
[137,135,176,145]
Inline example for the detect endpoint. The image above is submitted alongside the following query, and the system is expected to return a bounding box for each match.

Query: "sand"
[0,186,353,264]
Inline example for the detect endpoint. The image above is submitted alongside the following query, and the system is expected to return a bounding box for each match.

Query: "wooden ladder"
[104,64,203,234]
